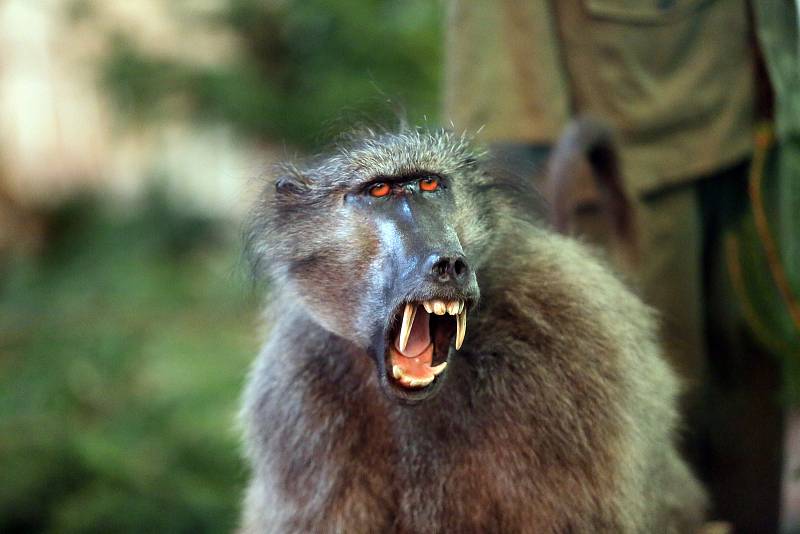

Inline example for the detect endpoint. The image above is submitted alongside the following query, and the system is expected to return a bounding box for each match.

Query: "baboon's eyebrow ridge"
[355,171,445,188]
[335,131,482,180]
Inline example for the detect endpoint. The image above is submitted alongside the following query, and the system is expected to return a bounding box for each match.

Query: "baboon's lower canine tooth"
[392,365,404,379]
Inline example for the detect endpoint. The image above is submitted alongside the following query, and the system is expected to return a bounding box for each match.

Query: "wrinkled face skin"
[257,132,489,404]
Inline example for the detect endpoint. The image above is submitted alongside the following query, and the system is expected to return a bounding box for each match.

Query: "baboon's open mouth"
[381,299,466,401]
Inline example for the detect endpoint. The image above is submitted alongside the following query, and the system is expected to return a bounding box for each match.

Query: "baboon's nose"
[427,254,470,286]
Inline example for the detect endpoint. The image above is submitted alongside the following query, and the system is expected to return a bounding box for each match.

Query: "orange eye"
[419,176,439,192]
[369,182,391,197]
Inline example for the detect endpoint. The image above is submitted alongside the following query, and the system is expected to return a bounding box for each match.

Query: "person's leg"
[494,143,784,529]
[698,162,784,533]
[575,178,707,386]
[577,167,783,531]
[574,178,713,488]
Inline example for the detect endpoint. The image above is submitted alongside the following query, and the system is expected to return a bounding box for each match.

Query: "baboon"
[240,121,707,533]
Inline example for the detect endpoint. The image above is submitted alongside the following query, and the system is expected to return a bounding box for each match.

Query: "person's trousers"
[576,160,784,534]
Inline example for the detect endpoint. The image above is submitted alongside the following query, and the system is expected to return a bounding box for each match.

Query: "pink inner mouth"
[396,307,431,357]
[390,307,437,383]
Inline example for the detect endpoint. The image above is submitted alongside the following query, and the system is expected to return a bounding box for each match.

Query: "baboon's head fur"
[247,129,514,403]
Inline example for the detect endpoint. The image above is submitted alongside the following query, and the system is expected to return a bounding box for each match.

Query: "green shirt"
[444,0,757,195]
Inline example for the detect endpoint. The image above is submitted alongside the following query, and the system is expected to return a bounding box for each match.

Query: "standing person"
[444,1,791,532]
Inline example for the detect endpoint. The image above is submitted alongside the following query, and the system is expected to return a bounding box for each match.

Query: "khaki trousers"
[576,160,783,533]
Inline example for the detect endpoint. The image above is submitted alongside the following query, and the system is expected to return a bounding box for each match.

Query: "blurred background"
[0,1,440,532]
[1,1,799,533]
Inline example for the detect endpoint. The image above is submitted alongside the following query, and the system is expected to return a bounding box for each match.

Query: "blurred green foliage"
[101,0,443,147]
[2,3,795,533]
[0,2,443,530]
[0,194,259,532]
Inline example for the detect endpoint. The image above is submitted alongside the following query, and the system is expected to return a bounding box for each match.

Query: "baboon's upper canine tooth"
[431,361,447,375]
[447,301,460,315]
[392,365,404,379]
[455,310,467,350]
[458,301,465,314]
[433,300,447,315]
[423,301,433,313]
[398,303,417,352]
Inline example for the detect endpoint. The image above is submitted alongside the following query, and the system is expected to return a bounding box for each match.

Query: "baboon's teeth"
[421,299,464,316]
[392,365,404,379]
[398,302,417,352]
[455,310,467,350]
[399,374,435,388]
[392,363,444,388]
[431,362,447,375]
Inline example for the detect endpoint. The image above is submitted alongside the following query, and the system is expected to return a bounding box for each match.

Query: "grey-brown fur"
[240,126,706,533]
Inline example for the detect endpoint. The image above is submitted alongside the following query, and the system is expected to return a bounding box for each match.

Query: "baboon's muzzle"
[375,242,479,403]
[364,183,479,403]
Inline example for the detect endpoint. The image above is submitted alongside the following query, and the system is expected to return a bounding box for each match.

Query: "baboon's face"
[339,171,480,403]
[263,133,484,403]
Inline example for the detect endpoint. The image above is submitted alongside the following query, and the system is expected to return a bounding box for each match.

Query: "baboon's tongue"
[394,307,431,358]
[390,343,435,380]
[391,308,434,379]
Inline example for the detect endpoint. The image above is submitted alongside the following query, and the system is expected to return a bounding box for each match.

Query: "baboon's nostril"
[432,258,451,277]
[429,255,470,284]
[453,258,467,278]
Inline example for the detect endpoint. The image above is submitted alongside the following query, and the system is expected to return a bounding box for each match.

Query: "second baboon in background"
[240,121,707,533]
